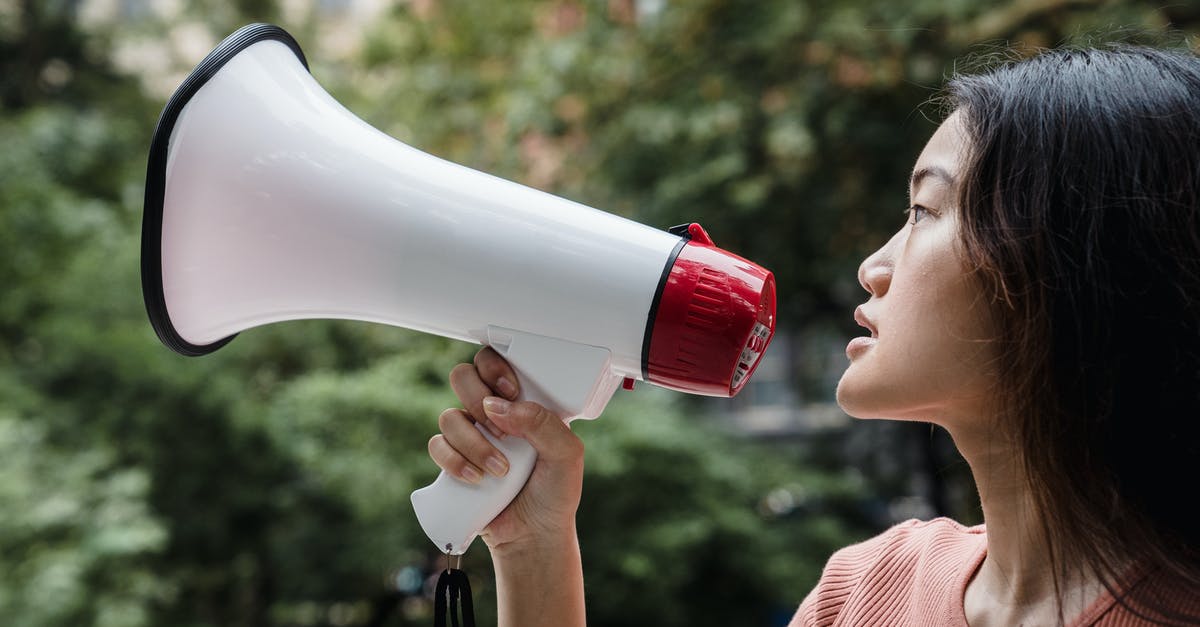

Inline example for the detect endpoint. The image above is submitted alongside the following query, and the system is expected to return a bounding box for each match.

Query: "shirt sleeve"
[787,519,929,627]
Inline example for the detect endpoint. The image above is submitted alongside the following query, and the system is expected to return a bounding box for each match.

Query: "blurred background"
[1,1,1198,625]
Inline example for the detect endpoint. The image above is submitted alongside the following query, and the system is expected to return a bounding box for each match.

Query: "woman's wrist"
[488,522,579,563]
[491,524,586,627]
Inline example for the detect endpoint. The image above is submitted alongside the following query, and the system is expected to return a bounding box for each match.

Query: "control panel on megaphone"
[142,24,776,556]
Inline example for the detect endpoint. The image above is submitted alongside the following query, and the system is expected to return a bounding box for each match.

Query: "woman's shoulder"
[811,517,985,583]
[791,517,986,627]
[836,516,983,560]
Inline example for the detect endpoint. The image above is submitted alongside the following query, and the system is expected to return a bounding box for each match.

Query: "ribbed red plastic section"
[645,226,776,397]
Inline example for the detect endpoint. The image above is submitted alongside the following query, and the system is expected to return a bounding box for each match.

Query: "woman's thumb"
[482,396,582,463]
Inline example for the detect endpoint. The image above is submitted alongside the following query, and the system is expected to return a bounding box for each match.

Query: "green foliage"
[352,0,1200,333]
[247,346,865,626]
[572,390,865,625]
[0,412,167,627]
[1,1,1198,626]
[253,341,470,597]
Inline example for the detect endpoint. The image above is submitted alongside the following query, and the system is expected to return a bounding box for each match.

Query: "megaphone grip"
[410,423,538,555]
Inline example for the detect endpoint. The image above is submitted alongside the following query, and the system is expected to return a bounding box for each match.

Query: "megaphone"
[142,24,776,555]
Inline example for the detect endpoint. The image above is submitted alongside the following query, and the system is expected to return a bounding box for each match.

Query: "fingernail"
[485,455,509,477]
[483,396,510,416]
[496,376,518,400]
[461,466,483,484]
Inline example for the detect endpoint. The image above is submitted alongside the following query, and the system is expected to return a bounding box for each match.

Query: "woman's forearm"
[491,529,586,627]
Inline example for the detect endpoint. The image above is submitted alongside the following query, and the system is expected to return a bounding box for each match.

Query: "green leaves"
[2,2,1197,626]
[0,414,168,627]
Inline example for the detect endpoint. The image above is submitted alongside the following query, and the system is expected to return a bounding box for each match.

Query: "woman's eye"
[906,204,929,224]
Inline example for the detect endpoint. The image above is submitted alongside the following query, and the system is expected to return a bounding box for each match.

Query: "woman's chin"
[835,372,873,419]
[835,366,896,420]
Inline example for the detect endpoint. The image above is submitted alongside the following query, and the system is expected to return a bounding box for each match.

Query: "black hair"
[948,45,1200,624]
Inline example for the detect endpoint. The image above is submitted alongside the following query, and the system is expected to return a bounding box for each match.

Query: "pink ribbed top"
[790,517,1200,626]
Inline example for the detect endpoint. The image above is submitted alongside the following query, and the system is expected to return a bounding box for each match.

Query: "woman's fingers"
[429,407,510,484]
[474,347,520,400]
[427,434,484,484]
[449,363,505,438]
[449,347,521,438]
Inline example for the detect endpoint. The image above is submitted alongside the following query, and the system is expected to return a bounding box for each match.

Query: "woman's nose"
[858,244,894,297]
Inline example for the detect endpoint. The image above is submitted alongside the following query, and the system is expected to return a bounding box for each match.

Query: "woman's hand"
[427,346,585,553]
[428,346,587,626]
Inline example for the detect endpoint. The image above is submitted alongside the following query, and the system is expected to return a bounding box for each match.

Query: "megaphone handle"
[412,327,621,555]
[410,423,539,556]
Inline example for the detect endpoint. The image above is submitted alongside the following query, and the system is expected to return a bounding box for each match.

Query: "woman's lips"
[846,336,877,359]
[853,306,878,337]
[847,306,879,359]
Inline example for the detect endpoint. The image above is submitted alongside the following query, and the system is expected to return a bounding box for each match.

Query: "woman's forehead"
[910,112,968,197]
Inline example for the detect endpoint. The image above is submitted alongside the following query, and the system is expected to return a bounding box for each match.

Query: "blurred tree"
[348,0,1200,332]
[0,6,867,624]
[0,406,166,627]
[2,1,1198,627]
[341,1,1200,621]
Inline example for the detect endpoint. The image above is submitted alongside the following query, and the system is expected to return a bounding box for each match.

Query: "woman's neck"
[949,422,1102,626]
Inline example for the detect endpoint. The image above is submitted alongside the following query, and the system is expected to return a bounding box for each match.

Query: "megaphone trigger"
[483,326,621,422]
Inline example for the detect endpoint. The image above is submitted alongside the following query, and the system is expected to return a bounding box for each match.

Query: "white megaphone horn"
[142,24,777,555]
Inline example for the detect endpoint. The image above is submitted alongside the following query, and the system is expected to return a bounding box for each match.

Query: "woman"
[427,45,1200,625]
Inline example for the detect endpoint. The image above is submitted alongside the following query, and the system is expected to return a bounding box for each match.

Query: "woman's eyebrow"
[910,165,957,193]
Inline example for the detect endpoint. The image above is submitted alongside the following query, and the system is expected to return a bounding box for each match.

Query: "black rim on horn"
[140,23,308,356]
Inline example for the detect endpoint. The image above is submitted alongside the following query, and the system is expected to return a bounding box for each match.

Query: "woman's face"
[836,112,999,425]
